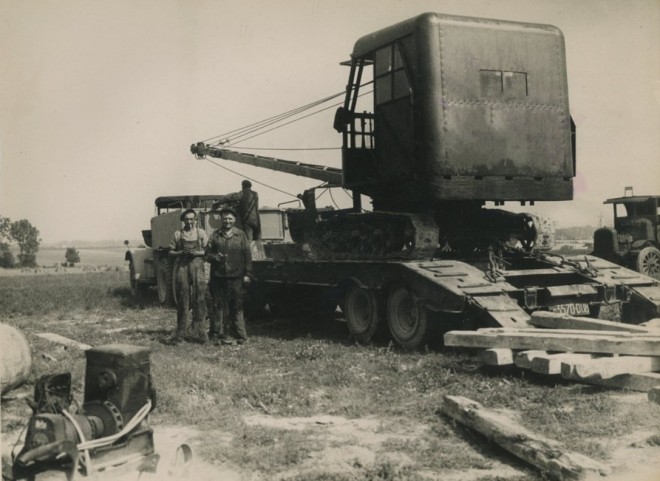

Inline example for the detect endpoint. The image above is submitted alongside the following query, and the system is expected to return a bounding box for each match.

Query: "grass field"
[2,272,660,480]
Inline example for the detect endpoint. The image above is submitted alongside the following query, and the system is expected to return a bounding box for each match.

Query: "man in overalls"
[169,208,209,343]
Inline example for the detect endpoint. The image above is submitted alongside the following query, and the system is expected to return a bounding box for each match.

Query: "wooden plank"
[35,332,91,351]
[440,395,610,480]
[514,350,547,369]
[478,327,658,337]
[648,386,660,404]
[530,311,655,333]
[558,371,660,392]
[480,348,515,366]
[443,330,660,356]
[531,353,599,375]
[561,356,660,380]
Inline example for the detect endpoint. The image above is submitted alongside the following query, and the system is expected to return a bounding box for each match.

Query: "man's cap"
[219,206,237,217]
[242,180,252,188]
[180,208,197,221]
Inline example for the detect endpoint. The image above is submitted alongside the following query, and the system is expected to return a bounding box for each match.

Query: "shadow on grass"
[248,309,354,346]
[112,286,164,309]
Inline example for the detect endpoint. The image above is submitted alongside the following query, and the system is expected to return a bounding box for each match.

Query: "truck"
[125,195,290,304]
[592,187,660,279]
[139,12,660,349]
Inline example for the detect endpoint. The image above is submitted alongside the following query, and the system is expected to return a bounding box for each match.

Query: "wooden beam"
[480,348,515,366]
[530,311,655,333]
[531,353,599,375]
[561,356,660,380]
[444,330,660,356]
[514,350,547,369]
[558,371,660,392]
[440,395,610,480]
[36,332,91,351]
[478,327,653,337]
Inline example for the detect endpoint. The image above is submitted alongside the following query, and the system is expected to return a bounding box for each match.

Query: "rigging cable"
[229,90,372,147]
[201,90,346,145]
[201,80,374,148]
[203,157,298,199]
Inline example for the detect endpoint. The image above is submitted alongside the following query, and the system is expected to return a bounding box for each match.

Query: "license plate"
[549,303,590,316]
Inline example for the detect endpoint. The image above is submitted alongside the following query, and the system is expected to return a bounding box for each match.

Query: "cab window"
[375,40,411,105]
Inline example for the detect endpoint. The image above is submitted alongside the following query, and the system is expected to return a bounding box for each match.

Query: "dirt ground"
[149,406,660,481]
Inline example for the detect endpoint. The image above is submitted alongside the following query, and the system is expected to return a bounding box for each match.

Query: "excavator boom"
[190,142,343,185]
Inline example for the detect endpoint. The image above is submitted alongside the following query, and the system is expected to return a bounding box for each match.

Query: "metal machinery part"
[10,344,160,481]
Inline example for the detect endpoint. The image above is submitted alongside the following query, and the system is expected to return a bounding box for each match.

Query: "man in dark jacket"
[236,180,260,241]
[211,180,261,240]
[206,207,252,345]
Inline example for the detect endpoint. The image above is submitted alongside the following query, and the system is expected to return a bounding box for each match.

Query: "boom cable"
[199,81,374,151]
[203,157,298,198]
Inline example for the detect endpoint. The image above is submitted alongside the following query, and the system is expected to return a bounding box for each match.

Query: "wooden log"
[531,353,598,375]
[443,330,660,356]
[440,395,610,480]
[514,350,547,369]
[648,386,660,404]
[561,356,660,380]
[35,333,91,351]
[530,311,655,333]
[480,348,515,366]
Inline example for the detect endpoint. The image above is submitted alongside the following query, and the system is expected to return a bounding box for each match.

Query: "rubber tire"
[636,246,660,279]
[129,257,149,298]
[386,284,428,350]
[129,258,139,296]
[344,285,381,343]
[157,257,175,306]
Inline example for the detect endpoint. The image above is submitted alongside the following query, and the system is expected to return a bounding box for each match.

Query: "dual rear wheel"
[344,282,429,350]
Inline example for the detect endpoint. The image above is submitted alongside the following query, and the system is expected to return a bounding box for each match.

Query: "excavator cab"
[338,12,576,213]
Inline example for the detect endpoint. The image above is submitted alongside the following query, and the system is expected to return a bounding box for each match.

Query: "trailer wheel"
[344,285,381,343]
[386,284,428,350]
[157,258,175,305]
[636,246,660,279]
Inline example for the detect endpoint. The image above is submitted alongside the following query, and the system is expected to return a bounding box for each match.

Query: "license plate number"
[550,303,590,316]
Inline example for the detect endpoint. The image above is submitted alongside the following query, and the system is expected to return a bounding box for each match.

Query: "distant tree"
[10,219,41,267]
[65,247,81,266]
[0,243,15,268]
[0,215,15,268]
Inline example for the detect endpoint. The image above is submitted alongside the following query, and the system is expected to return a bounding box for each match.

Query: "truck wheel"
[128,258,150,298]
[157,258,174,305]
[386,284,428,350]
[636,246,660,279]
[344,285,381,343]
[129,258,140,297]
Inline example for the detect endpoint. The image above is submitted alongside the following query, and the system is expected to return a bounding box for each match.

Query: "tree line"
[0,215,41,268]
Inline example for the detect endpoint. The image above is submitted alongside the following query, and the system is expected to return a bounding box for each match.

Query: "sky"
[1,0,658,243]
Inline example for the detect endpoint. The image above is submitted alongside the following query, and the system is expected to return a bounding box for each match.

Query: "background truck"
[592,188,660,279]
[186,12,660,349]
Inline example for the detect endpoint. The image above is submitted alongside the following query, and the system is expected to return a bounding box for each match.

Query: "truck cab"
[593,192,660,278]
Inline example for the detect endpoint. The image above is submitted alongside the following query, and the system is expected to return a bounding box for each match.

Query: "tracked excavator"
[190,13,660,349]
